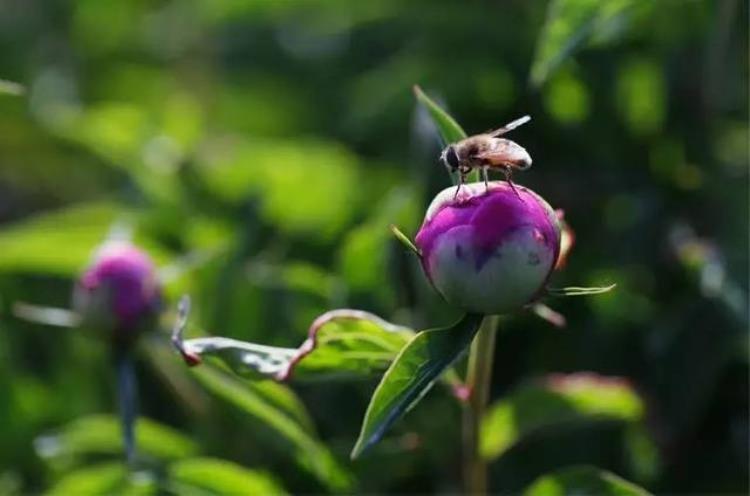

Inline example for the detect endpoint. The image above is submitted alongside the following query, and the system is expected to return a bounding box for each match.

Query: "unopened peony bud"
[74,241,161,344]
[415,182,561,315]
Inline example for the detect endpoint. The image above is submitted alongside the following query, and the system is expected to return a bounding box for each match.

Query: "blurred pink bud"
[415,182,561,315]
[74,241,161,343]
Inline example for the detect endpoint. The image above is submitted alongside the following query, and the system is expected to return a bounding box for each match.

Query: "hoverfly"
[440,115,532,197]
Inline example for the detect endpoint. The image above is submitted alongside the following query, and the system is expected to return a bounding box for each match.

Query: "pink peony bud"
[414,182,561,315]
[74,241,161,343]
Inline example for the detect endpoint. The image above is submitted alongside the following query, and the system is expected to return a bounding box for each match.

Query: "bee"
[440,115,532,197]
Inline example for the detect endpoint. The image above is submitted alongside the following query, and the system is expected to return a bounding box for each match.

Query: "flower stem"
[462,315,499,495]
[115,348,137,466]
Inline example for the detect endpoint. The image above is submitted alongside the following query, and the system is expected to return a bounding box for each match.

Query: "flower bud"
[73,241,161,343]
[414,182,561,315]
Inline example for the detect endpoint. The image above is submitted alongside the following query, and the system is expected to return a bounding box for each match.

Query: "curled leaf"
[171,295,201,366]
[171,298,414,381]
[278,309,414,380]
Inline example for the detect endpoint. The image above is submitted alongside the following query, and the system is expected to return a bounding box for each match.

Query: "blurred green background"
[0,0,747,494]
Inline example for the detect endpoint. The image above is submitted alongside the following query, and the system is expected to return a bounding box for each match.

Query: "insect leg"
[454,172,465,199]
[482,167,489,190]
[504,168,522,199]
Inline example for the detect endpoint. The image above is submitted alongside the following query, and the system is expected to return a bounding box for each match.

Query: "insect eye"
[445,146,460,170]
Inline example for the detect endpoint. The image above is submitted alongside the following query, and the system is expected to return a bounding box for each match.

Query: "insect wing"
[488,115,531,137]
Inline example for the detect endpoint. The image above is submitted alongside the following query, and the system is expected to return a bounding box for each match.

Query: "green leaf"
[180,338,296,379]
[249,380,317,434]
[246,260,338,300]
[45,463,129,496]
[481,373,643,461]
[0,79,25,96]
[0,202,169,276]
[292,310,414,380]
[624,424,661,484]
[615,58,666,136]
[413,86,479,184]
[195,138,361,240]
[390,225,421,258]
[413,85,467,145]
[35,414,198,462]
[523,465,652,496]
[189,366,352,491]
[175,306,414,381]
[338,186,421,306]
[547,284,616,296]
[351,313,484,458]
[0,203,119,276]
[530,0,650,86]
[168,457,287,495]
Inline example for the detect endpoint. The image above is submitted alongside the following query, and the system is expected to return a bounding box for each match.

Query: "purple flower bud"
[415,182,561,315]
[74,241,161,343]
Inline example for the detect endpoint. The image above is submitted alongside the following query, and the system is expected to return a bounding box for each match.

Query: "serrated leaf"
[524,465,651,496]
[175,308,414,381]
[35,414,198,463]
[190,366,352,491]
[413,85,467,145]
[481,373,643,460]
[530,0,649,86]
[351,313,484,458]
[168,457,287,495]
[547,284,616,296]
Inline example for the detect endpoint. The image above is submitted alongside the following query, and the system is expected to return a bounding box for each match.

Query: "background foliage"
[0,0,747,494]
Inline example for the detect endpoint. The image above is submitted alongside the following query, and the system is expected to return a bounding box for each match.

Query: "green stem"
[462,315,499,495]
